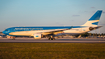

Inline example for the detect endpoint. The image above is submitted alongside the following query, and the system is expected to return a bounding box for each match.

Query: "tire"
[48,38,55,40]
[48,38,51,40]
[51,38,55,40]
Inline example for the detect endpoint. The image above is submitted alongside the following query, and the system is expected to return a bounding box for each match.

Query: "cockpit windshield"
[5,29,8,31]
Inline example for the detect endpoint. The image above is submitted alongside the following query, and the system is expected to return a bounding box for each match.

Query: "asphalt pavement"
[0,38,105,43]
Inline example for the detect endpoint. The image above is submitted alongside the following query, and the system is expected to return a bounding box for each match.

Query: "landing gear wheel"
[48,37,55,40]
[52,38,55,40]
[49,38,52,40]
[48,35,55,40]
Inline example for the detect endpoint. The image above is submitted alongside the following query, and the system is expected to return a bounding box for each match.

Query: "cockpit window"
[5,29,8,31]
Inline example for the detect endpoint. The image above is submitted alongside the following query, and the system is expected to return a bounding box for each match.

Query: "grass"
[0,43,105,59]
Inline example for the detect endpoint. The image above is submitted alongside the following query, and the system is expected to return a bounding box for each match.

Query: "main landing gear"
[48,36,55,40]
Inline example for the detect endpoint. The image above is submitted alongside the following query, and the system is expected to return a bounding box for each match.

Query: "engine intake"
[33,34,42,39]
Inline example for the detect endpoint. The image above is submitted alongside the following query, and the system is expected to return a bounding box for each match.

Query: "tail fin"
[82,10,102,27]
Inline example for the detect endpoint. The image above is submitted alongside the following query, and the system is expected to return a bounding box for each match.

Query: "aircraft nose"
[2,31,6,34]
[2,31,8,35]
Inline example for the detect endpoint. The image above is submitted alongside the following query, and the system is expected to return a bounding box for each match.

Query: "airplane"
[2,10,102,40]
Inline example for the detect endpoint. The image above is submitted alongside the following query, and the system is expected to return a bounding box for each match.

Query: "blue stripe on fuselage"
[2,26,87,35]
[4,26,87,32]
[10,26,86,30]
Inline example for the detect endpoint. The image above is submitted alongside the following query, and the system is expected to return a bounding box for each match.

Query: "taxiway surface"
[0,38,105,43]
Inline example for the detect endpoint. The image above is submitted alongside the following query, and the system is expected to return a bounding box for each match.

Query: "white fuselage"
[9,27,90,36]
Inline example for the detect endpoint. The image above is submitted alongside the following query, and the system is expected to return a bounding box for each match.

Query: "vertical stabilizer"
[82,10,102,27]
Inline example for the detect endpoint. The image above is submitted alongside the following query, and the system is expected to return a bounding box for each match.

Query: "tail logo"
[82,10,102,26]
[92,22,99,25]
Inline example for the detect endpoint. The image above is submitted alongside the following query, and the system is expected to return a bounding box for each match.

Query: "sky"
[0,0,105,33]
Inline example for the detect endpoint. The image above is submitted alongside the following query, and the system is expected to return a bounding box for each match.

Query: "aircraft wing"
[41,26,73,35]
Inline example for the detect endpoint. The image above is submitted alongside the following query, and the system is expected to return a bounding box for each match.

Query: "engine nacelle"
[89,27,94,31]
[89,26,102,31]
[33,34,42,39]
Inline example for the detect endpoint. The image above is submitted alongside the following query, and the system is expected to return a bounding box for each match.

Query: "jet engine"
[89,26,102,31]
[89,27,94,30]
[33,34,42,39]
